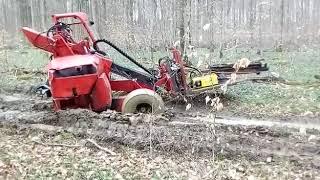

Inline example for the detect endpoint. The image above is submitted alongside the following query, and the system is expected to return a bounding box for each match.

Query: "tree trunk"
[177,0,187,55]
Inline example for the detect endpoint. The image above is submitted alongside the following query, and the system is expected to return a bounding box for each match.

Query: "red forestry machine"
[22,12,268,114]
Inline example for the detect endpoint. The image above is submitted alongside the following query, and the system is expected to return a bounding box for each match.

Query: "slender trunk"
[178,0,187,55]
[280,0,285,44]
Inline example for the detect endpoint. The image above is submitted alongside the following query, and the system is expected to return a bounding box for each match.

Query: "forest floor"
[0,47,319,179]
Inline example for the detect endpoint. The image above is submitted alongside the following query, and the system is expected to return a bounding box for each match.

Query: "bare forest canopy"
[1,0,320,50]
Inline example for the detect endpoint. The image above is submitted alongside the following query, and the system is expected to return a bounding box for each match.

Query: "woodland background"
[1,0,320,51]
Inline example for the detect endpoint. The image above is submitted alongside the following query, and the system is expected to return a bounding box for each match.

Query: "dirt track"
[0,92,320,178]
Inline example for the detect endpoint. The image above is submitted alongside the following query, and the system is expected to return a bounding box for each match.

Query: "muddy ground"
[0,91,320,179]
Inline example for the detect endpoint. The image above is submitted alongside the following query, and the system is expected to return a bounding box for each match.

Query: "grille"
[54,65,96,77]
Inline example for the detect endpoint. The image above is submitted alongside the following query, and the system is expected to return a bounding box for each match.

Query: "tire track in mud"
[1,93,320,169]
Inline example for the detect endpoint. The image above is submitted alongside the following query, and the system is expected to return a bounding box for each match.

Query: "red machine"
[22,12,268,113]
[21,12,189,113]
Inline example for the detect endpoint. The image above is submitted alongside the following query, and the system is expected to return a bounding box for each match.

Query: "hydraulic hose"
[93,39,155,77]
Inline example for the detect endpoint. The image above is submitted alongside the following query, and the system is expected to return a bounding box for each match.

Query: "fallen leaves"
[216,103,224,112]
[220,57,252,94]
[299,127,307,135]
[308,135,317,142]
[206,97,224,112]
[266,157,272,163]
[233,58,251,70]
[186,103,192,111]
[205,96,211,105]
[202,23,211,31]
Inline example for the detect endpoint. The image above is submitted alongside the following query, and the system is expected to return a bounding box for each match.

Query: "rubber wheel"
[121,89,165,114]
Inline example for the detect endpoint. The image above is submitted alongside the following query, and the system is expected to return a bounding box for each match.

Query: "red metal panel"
[91,73,112,112]
[110,80,153,92]
[52,36,74,57]
[53,95,90,110]
[51,74,97,98]
[70,40,90,55]
[155,75,175,92]
[21,27,55,53]
[171,48,188,92]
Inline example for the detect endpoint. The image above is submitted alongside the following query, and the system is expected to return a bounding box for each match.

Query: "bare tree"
[0,0,320,49]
